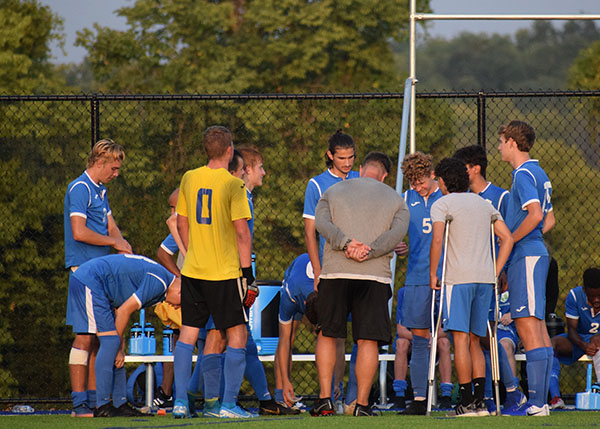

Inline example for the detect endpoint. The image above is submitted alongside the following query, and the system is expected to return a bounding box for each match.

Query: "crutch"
[426,215,451,416]
[488,217,502,416]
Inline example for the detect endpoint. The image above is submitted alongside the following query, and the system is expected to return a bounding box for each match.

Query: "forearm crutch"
[488,218,502,416]
[426,216,451,416]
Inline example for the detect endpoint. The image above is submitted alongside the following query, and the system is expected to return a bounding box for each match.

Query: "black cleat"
[353,403,377,416]
[94,403,120,417]
[153,386,173,408]
[117,402,153,417]
[400,399,426,415]
[438,395,452,410]
[393,396,406,410]
[259,399,301,415]
[309,397,335,416]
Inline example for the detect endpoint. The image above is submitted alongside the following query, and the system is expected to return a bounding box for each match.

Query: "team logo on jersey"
[410,201,420,207]
[516,306,526,312]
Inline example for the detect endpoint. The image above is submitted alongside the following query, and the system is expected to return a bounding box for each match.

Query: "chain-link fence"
[0,90,599,405]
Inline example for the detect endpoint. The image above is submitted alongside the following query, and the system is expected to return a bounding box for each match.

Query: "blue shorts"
[507,255,549,320]
[555,332,592,365]
[497,324,519,350]
[443,283,493,337]
[67,276,116,334]
[278,290,305,325]
[402,284,435,329]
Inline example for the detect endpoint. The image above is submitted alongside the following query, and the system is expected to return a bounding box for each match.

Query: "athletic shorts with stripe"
[181,275,248,330]
[506,255,549,320]
[68,276,116,334]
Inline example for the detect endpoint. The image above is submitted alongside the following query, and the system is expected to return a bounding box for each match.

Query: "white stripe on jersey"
[69,181,92,207]
[85,286,97,333]
[525,256,540,316]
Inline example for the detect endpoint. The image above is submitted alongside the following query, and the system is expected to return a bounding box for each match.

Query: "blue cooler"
[248,280,282,355]
[576,364,600,410]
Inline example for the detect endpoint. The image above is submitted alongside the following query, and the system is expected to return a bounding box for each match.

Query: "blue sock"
[498,344,517,390]
[188,338,205,395]
[222,346,246,406]
[393,379,407,397]
[410,335,430,399]
[202,353,222,402]
[483,349,493,398]
[545,347,554,401]
[219,354,225,401]
[71,391,87,408]
[173,341,194,403]
[525,347,547,407]
[441,382,453,398]
[275,388,284,403]
[95,335,120,408]
[346,343,357,405]
[112,366,127,407]
[86,390,96,409]
[245,335,271,400]
[549,355,561,399]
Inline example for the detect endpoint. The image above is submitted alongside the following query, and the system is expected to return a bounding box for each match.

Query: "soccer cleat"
[474,399,490,416]
[259,399,300,415]
[446,402,478,417]
[335,399,344,414]
[93,403,121,417]
[484,398,496,415]
[501,401,528,416]
[71,403,94,417]
[344,399,357,415]
[353,403,377,416]
[393,396,406,410]
[187,392,200,417]
[309,397,335,416]
[550,396,565,409]
[504,389,527,410]
[117,402,150,417]
[399,399,426,415]
[219,404,256,418]
[438,395,452,410]
[203,398,221,418]
[173,399,191,419]
[153,386,173,409]
[526,403,550,416]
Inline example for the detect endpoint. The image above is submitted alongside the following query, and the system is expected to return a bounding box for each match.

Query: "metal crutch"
[488,217,502,416]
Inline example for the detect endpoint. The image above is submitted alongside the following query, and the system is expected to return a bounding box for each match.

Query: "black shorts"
[181,275,248,330]
[317,278,392,345]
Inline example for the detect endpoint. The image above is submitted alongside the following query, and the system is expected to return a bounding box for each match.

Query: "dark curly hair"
[583,268,600,290]
[434,157,469,193]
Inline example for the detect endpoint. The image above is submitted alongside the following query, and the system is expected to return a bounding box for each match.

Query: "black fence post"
[91,95,100,147]
[477,90,486,149]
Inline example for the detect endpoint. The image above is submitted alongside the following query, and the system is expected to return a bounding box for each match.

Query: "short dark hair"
[325,129,355,168]
[583,268,600,289]
[498,120,536,152]
[453,145,488,178]
[434,157,469,193]
[362,151,391,174]
[228,149,244,173]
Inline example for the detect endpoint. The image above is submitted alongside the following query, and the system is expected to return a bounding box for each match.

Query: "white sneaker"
[219,404,256,418]
[335,399,344,414]
[526,403,550,416]
[549,396,565,409]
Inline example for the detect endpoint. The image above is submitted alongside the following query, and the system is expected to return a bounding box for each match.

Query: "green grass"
[3,411,600,429]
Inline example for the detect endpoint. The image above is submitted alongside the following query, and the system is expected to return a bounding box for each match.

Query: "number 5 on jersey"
[196,188,212,224]
[422,217,432,234]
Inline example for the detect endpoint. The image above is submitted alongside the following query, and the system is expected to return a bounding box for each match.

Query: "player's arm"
[511,201,544,243]
[177,214,189,252]
[367,202,410,259]
[276,321,296,406]
[107,214,133,253]
[70,215,131,253]
[113,295,141,367]
[234,218,252,269]
[429,221,444,290]
[542,210,555,234]
[157,246,180,276]
[493,219,514,276]
[304,218,322,290]
[566,317,591,354]
[166,212,187,257]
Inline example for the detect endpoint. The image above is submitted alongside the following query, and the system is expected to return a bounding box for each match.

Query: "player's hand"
[113,237,132,254]
[430,275,440,290]
[283,380,296,407]
[115,349,125,368]
[345,241,371,262]
[166,212,178,232]
[395,241,408,257]
[241,267,259,307]
[584,342,598,356]
[500,313,512,326]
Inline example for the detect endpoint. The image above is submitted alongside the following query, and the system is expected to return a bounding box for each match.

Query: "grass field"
[2,410,600,428]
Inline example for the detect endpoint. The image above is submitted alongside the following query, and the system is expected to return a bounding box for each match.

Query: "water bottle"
[12,405,34,413]
[144,322,155,338]
[163,325,174,356]
[143,322,156,355]
[131,323,142,338]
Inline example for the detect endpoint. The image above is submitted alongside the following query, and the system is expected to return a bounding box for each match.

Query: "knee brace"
[69,347,89,365]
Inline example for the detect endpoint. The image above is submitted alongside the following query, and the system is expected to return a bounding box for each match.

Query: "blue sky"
[41,0,600,64]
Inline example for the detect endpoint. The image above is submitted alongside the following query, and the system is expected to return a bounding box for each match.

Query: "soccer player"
[64,138,132,417]
[430,157,513,417]
[274,253,316,412]
[549,268,600,408]
[498,120,555,416]
[67,254,180,417]
[392,287,453,410]
[453,145,527,413]
[172,125,255,419]
[395,152,443,415]
[314,151,410,416]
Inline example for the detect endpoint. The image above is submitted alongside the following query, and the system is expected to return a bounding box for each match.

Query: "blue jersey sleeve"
[160,234,178,255]
[68,181,91,218]
[513,170,540,210]
[565,288,579,320]
[134,271,175,308]
[278,286,301,324]
[303,179,320,219]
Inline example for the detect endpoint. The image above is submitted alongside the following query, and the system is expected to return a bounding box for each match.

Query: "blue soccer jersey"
[395,287,406,325]
[303,169,359,261]
[64,171,112,268]
[160,234,178,255]
[278,253,315,324]
[403,188,443,285]
[504,160,552,260]
[72,254,176,308]
[247,188,254,238]
[479,182,509,219]
[565,286,600,336]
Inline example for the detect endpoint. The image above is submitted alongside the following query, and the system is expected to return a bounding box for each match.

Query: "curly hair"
[583,268,600,290]
[434,157,469,193]
[498,120,535,152]
[401,152,433,185]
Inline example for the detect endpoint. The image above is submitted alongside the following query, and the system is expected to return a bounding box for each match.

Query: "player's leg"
[344,342,358,414]
[436,329,453,408]
[393,333,411,409]
[355,339,378,411]
[86,336,99,410]
[187,330,205,415]
[549,333,577,408]
[332,337,345,411]
[500,334,527,411]
[221,323,248,411]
